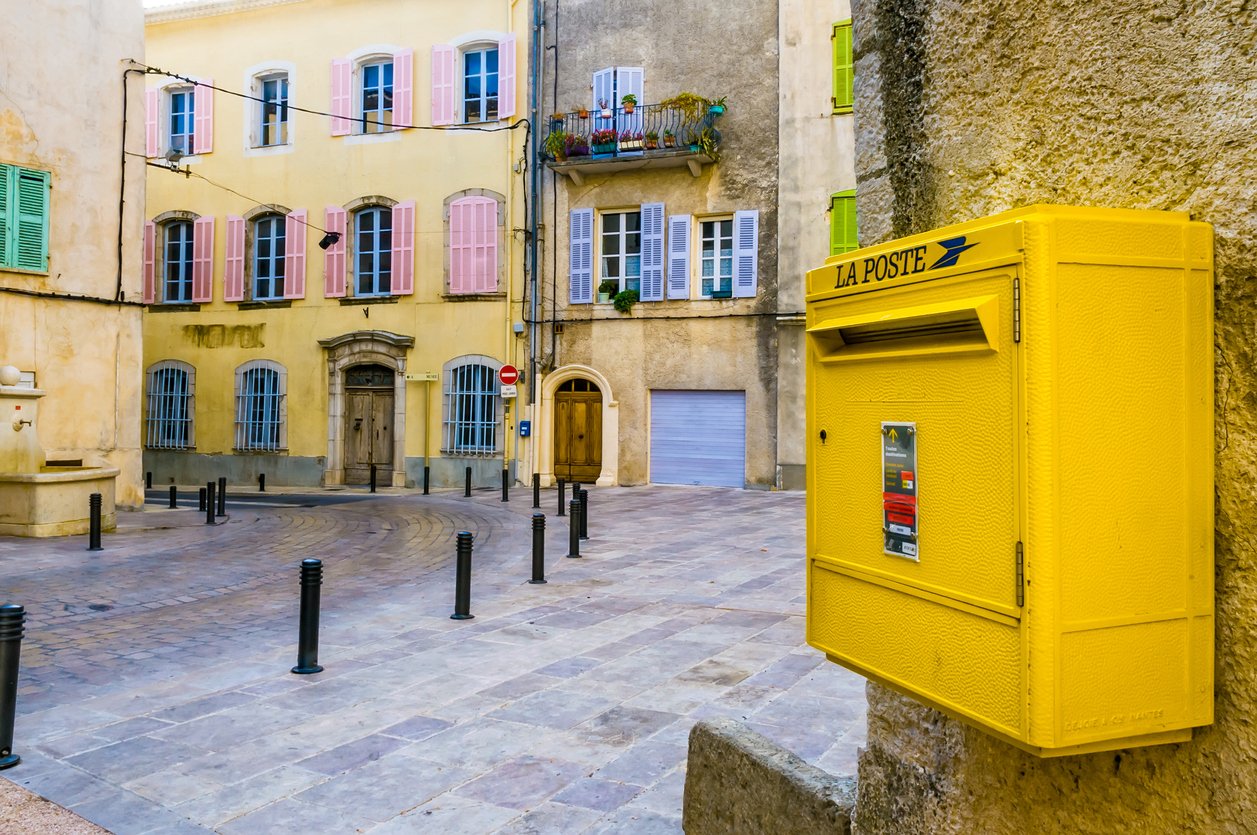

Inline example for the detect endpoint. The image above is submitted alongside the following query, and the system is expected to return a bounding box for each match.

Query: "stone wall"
[851,0,1257,830]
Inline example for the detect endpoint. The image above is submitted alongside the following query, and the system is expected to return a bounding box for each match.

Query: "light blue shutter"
[592,68,615,133]
[732,209,759,298]
[667,214,691,299]
[640,202,664,301]
[650,390,746,488]
[616,66,644,133]
[13,168,50,272]
[569,208,593,304]
[0,164,9,267]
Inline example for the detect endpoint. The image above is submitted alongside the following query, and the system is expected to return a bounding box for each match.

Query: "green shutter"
[0,164,9,267]
[832,20,854,114]
[830,190,858,256]
[12,167,50,272]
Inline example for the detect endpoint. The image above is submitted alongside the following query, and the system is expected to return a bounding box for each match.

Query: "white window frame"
[167,86,195,156]
[244,61,296,157]
[461,44,499,124]
[162,219,195,303]
[251,214,286,301]
[258,73,289,147]
[353,205,392,296]
[145,361,195,450]
[234,360,287,452]
[442,356,501,456]
[698,216,734,299]
[359,57,394,134]
[599,210,642,294]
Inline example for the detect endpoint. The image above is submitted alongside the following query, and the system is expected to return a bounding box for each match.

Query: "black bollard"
[451,531,474,619]
[579,487,589,541]
[529,513,548,584]
[370,464,377,493]
[501,468,509,502]
[465,466,472,498]
[532,473,540,509]
[423,465,430,495]
[259,473,265,492]
[557,478,566,516]
[567,497,582,558]
[291,559,324,674]
[87,493,103,552]
[217,477,227,517]
[169,485,178,509]
[0,604,24,769]
[205,482,216,525]
[145,471,152,490]
[199,487,207,512]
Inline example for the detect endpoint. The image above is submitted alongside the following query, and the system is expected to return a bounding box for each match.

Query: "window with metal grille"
[355,206,392,295]
[163,220,194,303]
[258,74,289,146]
[462,47,498,124]
[361,61,393,133]
[234,361,286,451]
[145,361,195,449]
[252,214,286,300]
[169,87,195,154]
[443,359,499,455]
[700,218,734,298]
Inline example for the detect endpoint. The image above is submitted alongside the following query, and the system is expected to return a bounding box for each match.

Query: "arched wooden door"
[344,363,394,484]
[554,379,603,482]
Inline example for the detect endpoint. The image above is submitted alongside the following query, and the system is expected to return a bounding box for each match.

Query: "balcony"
[544,99,725,185]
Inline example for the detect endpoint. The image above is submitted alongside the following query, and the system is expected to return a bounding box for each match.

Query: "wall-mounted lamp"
[318,232,342,250]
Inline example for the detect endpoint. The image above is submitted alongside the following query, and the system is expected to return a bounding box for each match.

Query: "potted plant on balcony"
[708,96,727,116]
[619,131,644,152]
[612,288,639,314]
[662,128,676,148]
[566,135,590,157]
[551,112,567,129]
[544,130,570,161]
[576,105,589,120]
[644,130,660,150]
[597,279,618,304]
[590,128,617,155]
[598,98,613,119]
[621,93,637,114]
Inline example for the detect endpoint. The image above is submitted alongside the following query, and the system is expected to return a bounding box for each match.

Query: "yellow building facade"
[143,0,527,489]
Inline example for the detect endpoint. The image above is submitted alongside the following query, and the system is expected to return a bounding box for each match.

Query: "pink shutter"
[392,201,415,295]
[449,200,469,294]
[143,221,156,303]
[283,210,307,299]
[224,216,245,302]
[192,216,215,302]
[193,79,213,154]
[323,207,347,297]
[474,198,497,292]
[497,35,516,119]
[331,59,352,135]
[145,89,159,157]
[431,45,456,125]
[393,49,413,129]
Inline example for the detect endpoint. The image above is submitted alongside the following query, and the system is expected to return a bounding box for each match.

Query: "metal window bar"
[543,102,719,161]
[236,367,283,451]
[443,363,499,455]
[146,365,192,449]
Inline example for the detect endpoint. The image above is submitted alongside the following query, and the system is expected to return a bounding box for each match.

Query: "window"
[145,361,195,449]
[258,74,289,146]
[600,211,641,294]
[252,214,286,300]
[0,163,50,273]
[235,361,286,451]
[830,190,858,255]
[168,87,195,154]
[163,220,194,303]
[832,20,854,113]
[355,206,392,295]
[444,358,499,455]
[447,192,501,294]
[462,47,498,124]
[361,60,393,133]
[699,218,734,298]
[592,67,644,132]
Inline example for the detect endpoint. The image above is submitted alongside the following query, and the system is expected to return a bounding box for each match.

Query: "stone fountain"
[0,365,119,537]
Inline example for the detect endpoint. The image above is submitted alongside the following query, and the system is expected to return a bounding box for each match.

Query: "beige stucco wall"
[144,0,527,487]
[776,0,855,490]
[539,0,780,488]
[0,0,146,508]
[849,0,1257,830]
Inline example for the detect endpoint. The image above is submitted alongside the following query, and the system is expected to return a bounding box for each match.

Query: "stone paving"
[0,484,867,834]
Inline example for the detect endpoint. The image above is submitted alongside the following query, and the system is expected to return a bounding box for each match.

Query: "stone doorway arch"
[538,364,618,487]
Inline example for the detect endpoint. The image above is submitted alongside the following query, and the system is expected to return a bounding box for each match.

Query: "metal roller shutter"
[650,390,746,487]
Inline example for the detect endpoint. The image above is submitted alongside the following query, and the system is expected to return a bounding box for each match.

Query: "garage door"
[650,390,746,487]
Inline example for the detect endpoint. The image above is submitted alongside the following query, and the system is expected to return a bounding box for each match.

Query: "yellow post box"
[805,205,1213,756]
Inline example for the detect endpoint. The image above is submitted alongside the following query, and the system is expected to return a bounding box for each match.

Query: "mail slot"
[805,205,1214,756]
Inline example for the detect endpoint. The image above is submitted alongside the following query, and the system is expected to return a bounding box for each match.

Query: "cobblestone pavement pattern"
[0,485,866,834]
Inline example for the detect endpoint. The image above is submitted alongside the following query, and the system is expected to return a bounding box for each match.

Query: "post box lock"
[819,429,827,444]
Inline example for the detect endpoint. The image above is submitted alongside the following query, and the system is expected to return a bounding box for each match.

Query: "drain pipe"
[528,0,545,472]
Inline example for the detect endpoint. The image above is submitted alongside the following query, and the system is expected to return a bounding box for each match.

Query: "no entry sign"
[498,365,520,386]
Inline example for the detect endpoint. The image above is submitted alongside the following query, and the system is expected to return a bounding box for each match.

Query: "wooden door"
[554,379,602,481]
[344,365,395,484]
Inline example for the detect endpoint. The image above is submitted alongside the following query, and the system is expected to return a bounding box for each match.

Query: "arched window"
[252,213,286,300]
[162,219,195,303]
[145,360,195,449]
[354,205,392,295]
[443,356,501,455]
[235,360,287,451]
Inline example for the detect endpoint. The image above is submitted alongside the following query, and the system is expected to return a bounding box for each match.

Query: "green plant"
[621,93,637,106]
[598,279,619,298]
[657,92,710,121]
[612,288,639,313]
[698,126,721,162]
[543,130,569,160]
[709,96,727,110]
[591,128,617,146]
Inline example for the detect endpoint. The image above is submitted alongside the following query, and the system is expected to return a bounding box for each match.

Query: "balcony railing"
[543,102,725,181]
